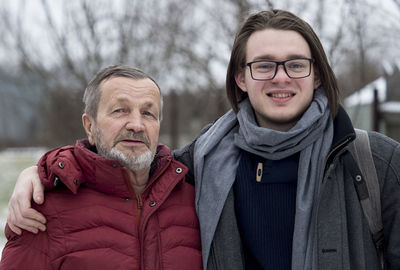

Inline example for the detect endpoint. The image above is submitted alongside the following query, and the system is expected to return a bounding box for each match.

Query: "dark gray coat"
[174,107,400,269]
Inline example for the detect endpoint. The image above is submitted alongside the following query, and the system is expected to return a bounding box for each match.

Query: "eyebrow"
[115,97,129,103]
[143,102,156,109]
[251,54,310,61]
[113,98,156,108]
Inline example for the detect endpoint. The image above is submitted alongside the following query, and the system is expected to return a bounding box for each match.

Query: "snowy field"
[0,147,46,258]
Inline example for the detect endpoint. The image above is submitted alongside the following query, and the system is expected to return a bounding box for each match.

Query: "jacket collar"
[326,105,356,164]
[57,140,178,197]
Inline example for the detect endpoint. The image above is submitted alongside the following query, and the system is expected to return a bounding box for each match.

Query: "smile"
[268,93,295,98]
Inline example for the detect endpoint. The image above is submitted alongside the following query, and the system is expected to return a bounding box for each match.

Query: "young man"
[5,10,400,269]
[0,65,202,270]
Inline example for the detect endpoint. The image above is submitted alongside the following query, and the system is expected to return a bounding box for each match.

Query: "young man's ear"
[82,114,95,145]
[314,70,321,89]
[235,71,248,93]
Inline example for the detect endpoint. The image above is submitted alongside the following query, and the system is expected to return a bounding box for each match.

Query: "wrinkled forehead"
[99,76,160,94]
[97,77,160,108]
[101,76,158,95]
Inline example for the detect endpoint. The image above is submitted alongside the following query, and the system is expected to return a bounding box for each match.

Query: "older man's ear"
[82,114,95,145]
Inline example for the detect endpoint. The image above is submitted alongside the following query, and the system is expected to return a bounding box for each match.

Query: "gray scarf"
[194,88,333,269]
[235,89,334,269]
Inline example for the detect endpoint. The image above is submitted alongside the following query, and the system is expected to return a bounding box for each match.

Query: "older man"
[0,65,202,270]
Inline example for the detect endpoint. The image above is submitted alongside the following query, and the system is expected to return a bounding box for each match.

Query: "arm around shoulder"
[7,165,46,235]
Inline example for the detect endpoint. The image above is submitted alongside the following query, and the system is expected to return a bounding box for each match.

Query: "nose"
[272,64,290,82]
[125,113,145,132]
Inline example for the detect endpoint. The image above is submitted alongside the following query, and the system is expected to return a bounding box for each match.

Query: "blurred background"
[1,0,400,256]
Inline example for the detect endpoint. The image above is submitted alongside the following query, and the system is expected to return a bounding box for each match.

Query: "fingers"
[7,223,22,235]
[7,165,47,234]
[31,168,45,205]
[7,199,47,234]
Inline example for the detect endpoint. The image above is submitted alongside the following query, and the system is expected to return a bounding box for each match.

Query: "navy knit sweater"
[234,150,299,270]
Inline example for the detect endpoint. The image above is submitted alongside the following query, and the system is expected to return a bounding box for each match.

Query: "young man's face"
[83,77,161,170]
[235,29,320,131]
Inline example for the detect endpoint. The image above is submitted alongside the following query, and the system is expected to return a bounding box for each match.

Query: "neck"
[123,167,150,195]
[255,113,300,132]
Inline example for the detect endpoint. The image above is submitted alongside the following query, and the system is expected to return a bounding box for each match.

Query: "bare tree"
[1,0,400,148]
[0,0,209,147]
[392,0,400,9]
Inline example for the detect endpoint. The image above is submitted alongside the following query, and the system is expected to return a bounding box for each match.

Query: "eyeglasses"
[246,58,314,81]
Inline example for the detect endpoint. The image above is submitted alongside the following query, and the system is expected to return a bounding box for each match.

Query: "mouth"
[114,132,151,149]
[267,92,295,98]
[119,139,146,145]
[266,91,295,105]
[121,139,143,143]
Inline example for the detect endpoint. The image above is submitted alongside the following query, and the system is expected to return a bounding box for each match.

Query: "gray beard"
[94,129,156,171]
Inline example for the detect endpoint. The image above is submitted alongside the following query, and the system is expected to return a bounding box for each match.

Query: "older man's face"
[83,77,161,171]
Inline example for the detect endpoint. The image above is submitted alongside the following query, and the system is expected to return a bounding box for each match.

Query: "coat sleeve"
[371,132,400,269]
[382,142,400,269]
[0,225,52,270]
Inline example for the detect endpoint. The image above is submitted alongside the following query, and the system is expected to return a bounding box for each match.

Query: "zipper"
[136,193,143,269]
[211,242,218,270]
[136,193,143,209]
[136,193,143,226]
[138,157,173,270]
[322,137,351,182]
[315,137,351,266]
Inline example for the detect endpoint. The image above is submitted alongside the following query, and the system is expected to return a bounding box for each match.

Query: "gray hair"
[83,65,163,120]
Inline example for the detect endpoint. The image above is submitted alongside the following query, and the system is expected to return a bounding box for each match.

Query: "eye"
[287,60,308,70]
[253,62,275,72]
[143,110,159,120]
[112,108,128,114]
[289,63,305,69]
[143,111,154,117]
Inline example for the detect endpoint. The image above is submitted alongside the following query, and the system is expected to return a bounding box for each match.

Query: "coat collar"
[331,106,356,149]
[41,140,185,198]
[325,105,356,165]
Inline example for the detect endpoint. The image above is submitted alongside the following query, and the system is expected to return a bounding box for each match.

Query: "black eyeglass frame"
[245,58,314,81]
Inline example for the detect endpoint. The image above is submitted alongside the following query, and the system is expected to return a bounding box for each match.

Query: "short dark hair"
[226,9,340,117]
[83,65,163,120]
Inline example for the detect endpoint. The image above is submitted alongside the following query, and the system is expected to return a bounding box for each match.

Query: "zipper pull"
[136,194,143,209]
[256,162,263,182]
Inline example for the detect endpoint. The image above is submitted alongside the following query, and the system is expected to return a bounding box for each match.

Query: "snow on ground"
[0,147,47,258]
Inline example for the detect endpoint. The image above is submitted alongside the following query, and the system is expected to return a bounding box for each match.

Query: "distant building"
[344,67,400,142]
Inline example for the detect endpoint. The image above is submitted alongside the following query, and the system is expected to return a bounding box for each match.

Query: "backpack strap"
[346,128,385,268]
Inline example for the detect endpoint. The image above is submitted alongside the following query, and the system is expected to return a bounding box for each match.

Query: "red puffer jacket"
[0,140,202,270]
